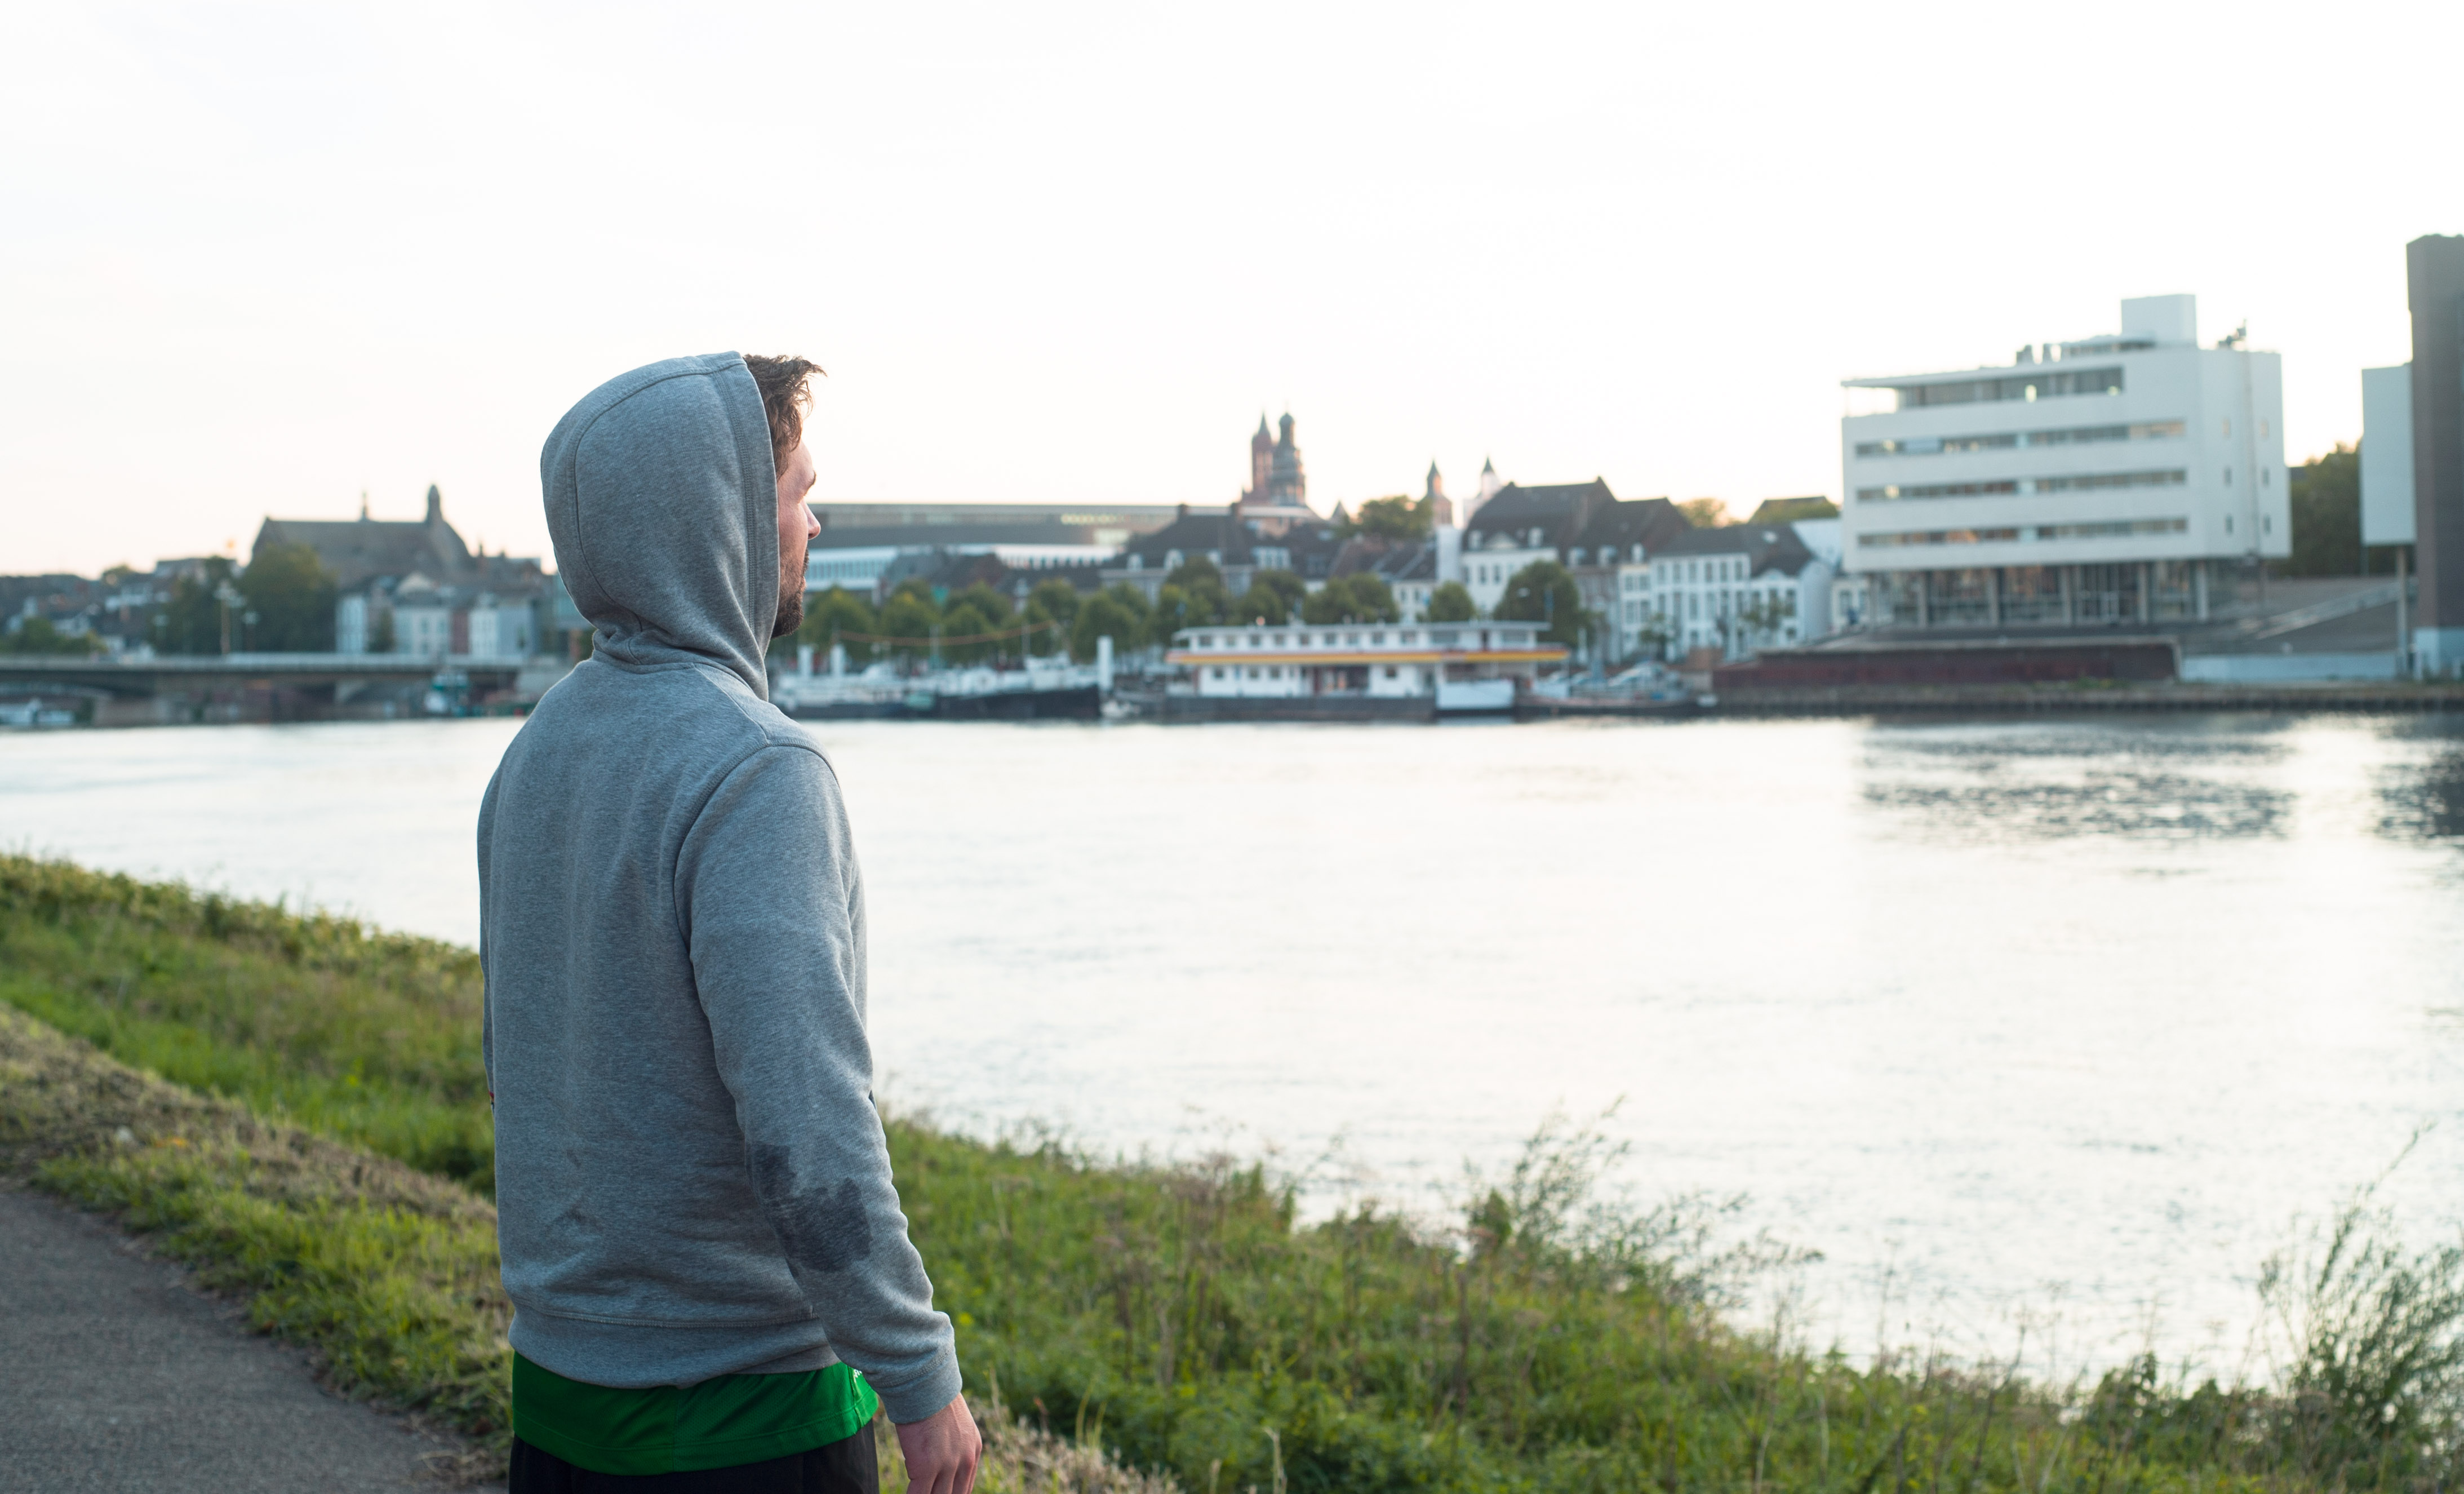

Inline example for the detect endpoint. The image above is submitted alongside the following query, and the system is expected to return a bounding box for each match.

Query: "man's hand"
[895,1394,982,1494]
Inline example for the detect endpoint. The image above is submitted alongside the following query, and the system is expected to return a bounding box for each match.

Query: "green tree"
[1164,558,1228,624]
[1677,498,1730,528]
[366,608,396,654]
[1230,584,1286,625]
[2284,443,2377,577]
[1496,560,1588,647]
[1253,569,1306,613]
[1735,594,1793,651]
[1300,574,1400,624]
[1231,568,1307,624]
[238,542,338,651]
[1633,608,1676,658]
[1149,584,1198,648]
[1425,580,1476,622]
[2,618,105,656]
[1028,579,1080,628]
[157,558,237,655]
[798,586,878,666]
[939,601,999,664]
[877,587,940,669]
[1019,579,1084,658]
[949,581,1015,624]
[1071,589,1146,660]
[1337,495,1433,542]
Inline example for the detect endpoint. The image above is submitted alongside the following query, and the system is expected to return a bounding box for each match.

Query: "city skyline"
[6,1,2458,575]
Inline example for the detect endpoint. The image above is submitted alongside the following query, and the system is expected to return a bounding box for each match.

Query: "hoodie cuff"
[869,1344,965,1426]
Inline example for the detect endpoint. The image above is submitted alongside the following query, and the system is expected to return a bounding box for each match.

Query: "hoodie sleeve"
[674,741,961,1424]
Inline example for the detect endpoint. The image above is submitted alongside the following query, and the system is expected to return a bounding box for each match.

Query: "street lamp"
[213,581,242,655]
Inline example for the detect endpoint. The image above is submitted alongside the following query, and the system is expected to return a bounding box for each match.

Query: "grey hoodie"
[477,352,960,1422]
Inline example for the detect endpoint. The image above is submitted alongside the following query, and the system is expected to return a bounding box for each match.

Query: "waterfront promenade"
[0,1187,487,1492]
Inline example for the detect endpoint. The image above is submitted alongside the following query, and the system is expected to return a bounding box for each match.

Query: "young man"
[480,353,980,1493]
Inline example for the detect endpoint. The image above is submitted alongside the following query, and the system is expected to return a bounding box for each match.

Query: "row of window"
[1616,557,1755,592]
[1855,419,2186,458]
[1890,367,2124,408]
[1187,628,1537,649]
[1859,517,2190,548]
[1858,469,2187,502]
[1207,664,1409,680]
[1619,590,1798,621]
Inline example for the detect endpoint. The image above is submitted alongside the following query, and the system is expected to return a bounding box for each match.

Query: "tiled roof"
[1649,524,1821,578]
[1329,538,1439,583]
[253,517,474,591]
[1746,496,1840,524]
[1571,498,1690,562]
[1464,480,1613,550]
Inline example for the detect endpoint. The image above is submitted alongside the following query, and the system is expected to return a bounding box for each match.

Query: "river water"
[5,712,2462,1377]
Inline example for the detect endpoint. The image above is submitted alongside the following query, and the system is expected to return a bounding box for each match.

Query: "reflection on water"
[1859,721,2296,840]
[1863,770,2293,840]
[2379,748,2464,843]
[2,711,2462,1375]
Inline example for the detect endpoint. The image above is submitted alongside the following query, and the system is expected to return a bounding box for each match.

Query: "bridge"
[0,653,535,697]
[0,654,557,726]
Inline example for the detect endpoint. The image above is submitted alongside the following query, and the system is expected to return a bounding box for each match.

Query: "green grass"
[0,1001,514,1447]
[6,851,2462,1493]
[0,854,493,1190]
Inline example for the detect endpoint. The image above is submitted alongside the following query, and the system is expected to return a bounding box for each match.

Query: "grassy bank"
[6,852,2461,1492]
[0,855,494,1190]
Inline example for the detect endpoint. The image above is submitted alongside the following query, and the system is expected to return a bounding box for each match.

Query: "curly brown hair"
[742,354,824,475]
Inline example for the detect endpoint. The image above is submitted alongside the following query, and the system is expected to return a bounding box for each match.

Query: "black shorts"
[507,1429,879,1494]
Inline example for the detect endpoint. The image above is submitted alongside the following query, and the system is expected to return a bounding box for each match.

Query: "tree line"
[6,547,341,657]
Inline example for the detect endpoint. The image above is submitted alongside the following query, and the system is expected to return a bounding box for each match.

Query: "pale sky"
[5,1,2456,577]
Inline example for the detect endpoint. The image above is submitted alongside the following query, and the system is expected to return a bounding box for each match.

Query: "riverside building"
[1840,295,2287,628]
[1635,524,1831,660]
[1165,621,1565,707]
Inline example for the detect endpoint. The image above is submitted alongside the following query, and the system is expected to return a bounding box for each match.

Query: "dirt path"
[0,1187,498,1493]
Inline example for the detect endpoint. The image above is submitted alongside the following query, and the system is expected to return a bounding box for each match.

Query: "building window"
[1888,367,2123,408]
[2036,518,2189,540]
[1855,420,2184,458]
[1860,480,2020,502]
[1859,527,2023,548]
[1210,667,1224,679]
[1858,468,2187,502]
[2038,469,2188,493]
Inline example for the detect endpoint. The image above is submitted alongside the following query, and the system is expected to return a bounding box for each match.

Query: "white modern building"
[1165,620,1565,703]
[1840,295,2287,628]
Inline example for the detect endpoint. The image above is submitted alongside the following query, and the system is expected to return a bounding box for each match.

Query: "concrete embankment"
[1708,681,2464,716]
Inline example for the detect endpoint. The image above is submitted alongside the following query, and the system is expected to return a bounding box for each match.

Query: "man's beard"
[773,573,805,639]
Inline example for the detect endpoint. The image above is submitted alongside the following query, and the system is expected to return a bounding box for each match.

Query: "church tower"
[1424,462,1454,529]
[1244,416,1273,506]
[1267,413,1306,507]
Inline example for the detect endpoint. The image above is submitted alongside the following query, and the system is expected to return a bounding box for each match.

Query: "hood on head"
[540,352,779,698]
